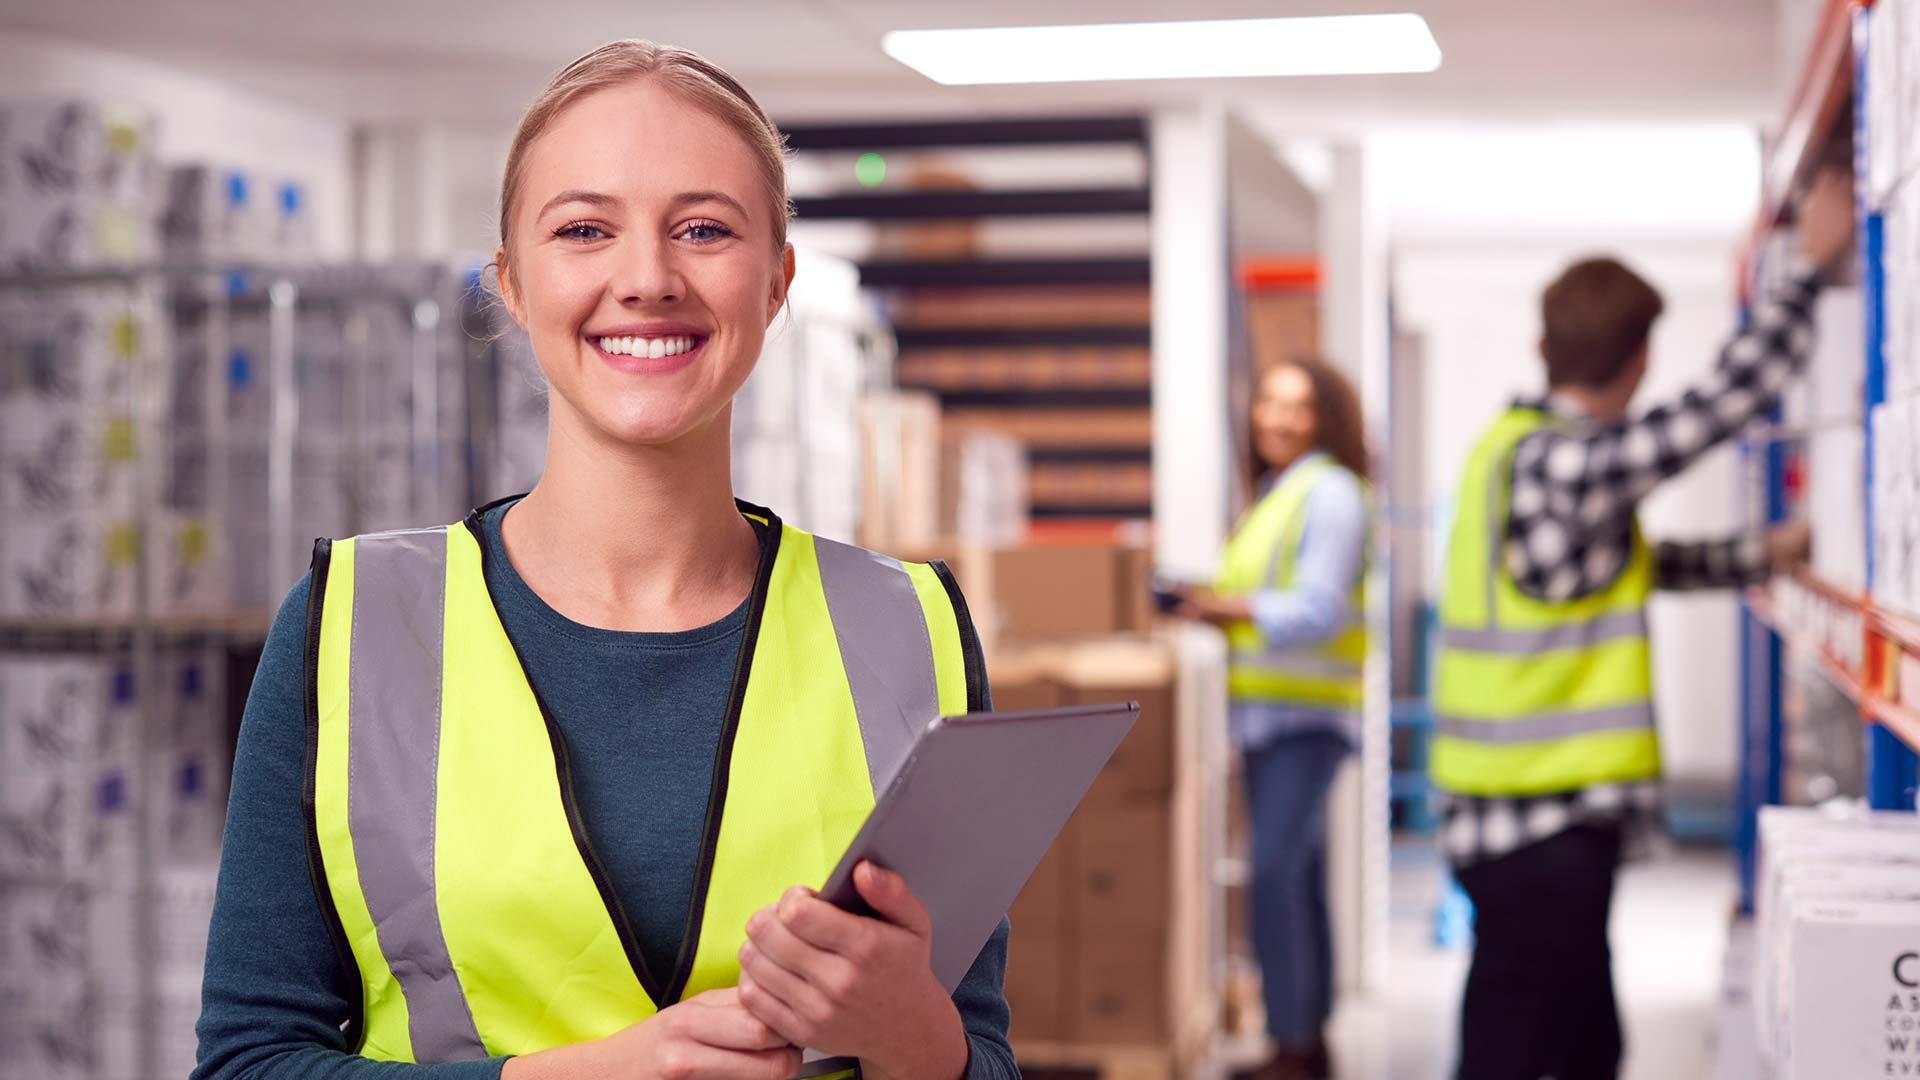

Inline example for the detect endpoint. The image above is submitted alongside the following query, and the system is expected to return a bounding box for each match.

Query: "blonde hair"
[498,39,792,263]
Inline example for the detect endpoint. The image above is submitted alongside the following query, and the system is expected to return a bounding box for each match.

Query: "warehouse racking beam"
[794,185,1150,220]
[781,115,1149,151]
[894,325,1152,349]
[857,256,1151,289]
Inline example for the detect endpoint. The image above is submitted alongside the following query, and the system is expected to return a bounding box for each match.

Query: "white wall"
[0,27,355,257]
[1394,235,1751,785]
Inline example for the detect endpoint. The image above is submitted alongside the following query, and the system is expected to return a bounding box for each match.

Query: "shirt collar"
[1259,449,1330,494]
[1513,393,1599,424]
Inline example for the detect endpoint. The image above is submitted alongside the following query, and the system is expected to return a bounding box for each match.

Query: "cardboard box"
[1245,290,1320,380]
[1003,921,1071,1043]
[858,390,942,552]
[1072,800,1172,931]
[1057,641,1177,802]
[986,662,1067,714]
[992,544,1153,642]
[939,428,1027,548]
[1072,927,1169,1043]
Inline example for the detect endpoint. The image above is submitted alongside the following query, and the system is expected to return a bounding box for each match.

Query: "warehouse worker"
[1431,167,1853,1080]
[191,40,1015,1080]
[1169,357,1371,1080]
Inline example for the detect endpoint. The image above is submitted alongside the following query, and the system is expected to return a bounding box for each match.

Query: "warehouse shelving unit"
[1734,0,1920,914]
[0,260,471,1080]
[783,116,1156,527]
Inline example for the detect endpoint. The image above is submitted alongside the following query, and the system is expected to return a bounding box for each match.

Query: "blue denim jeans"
[1242,728,1349,1044]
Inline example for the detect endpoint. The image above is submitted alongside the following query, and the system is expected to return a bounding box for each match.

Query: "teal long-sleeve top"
[191,499,1015,1080]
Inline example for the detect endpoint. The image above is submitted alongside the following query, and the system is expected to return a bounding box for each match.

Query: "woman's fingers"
[677,988,792,1051]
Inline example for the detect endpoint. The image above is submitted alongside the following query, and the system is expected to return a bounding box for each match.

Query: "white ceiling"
[0,0,1785,130]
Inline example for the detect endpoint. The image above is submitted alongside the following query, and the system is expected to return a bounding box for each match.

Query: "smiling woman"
[190,38,1017,1080]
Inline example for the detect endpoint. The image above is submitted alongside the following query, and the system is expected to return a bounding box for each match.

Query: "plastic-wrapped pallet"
[732,247,869,541]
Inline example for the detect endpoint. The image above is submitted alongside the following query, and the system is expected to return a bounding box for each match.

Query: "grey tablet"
[817,701,1141,991]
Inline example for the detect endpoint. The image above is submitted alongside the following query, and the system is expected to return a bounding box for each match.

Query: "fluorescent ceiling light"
[882,14,1442,86]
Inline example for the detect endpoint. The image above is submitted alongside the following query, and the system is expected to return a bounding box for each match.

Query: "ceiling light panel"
[883,14,1443,86]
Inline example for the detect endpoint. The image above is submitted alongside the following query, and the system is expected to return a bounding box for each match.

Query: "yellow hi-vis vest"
[1429,407,1661,796]
[1215,453,1368,710]
[301,498,983,1074]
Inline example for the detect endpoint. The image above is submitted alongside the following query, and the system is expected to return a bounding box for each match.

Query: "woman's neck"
[500,401,761,633]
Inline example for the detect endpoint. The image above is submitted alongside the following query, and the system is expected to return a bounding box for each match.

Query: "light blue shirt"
[1230,453,1368,752]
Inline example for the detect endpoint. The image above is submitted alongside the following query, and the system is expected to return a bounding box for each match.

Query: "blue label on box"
[179,757,203,797]
[229,350,253,388]
[111,667,135,704]
[97,772,127,813]
[225,171,249,208]
[181,662,202,699]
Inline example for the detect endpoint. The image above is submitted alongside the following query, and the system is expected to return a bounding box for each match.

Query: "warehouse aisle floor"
[1325,840,1735,1079]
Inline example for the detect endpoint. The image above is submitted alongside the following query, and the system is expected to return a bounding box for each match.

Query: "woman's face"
[1251,364,1318,472]
[497,78,793,450]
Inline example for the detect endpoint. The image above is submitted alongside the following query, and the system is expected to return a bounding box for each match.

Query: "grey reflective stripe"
[1481,435,1508,625]
[348,527,488,1063]
[814,537,940,794]
[1437,609,1648,655]
[1262,457,1324,588]
[1431,702,1655,744]
[1229,650,1363,678]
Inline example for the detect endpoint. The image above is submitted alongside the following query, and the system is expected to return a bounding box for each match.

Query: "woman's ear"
[494,247,527,329]
[767,243,796,323]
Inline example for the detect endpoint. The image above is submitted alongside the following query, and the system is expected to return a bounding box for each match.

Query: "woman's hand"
[1167,585,1253,628]
[500,988,799,1080]
[736,862,969,1080]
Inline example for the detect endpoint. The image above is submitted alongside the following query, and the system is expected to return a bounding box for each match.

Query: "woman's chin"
[586,405,722,450]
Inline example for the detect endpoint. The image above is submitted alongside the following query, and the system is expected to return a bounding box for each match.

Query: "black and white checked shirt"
[1439,263,1824,868]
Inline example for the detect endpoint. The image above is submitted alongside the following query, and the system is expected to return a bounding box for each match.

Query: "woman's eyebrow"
[538,189,620,218]
[671,190,751,218]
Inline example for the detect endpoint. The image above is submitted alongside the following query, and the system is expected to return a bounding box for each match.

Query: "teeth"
[595,335,698,357]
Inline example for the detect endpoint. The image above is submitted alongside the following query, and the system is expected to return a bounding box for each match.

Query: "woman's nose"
[613,236,684,305]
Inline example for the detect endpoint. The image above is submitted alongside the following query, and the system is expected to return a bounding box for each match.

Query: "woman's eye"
[677,221,734,243]
[555,222,608,242]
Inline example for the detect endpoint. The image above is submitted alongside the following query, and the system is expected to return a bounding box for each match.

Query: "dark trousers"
[1454,824,1624,1080]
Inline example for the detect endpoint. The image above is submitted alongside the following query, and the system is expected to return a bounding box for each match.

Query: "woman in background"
[1170,357,1371,1080]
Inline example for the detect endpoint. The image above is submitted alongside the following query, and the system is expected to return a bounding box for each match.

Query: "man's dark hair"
[1540,257,1666,389]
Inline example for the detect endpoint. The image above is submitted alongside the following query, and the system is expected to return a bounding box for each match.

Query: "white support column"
[352,123,459,261]
[1151,103,1233,579]
[1319,141,1393,999]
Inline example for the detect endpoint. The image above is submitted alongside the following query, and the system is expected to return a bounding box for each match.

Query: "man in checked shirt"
[1428,167,1854,1080]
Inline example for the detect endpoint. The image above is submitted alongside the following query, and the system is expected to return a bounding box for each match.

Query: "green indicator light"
[855,152,887,188]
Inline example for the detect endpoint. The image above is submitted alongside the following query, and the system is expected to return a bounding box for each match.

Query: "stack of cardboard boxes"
[995,639,1180,1044]
[900,534,1199,1051]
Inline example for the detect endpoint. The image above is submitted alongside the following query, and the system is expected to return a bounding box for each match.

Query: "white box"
[158,163,268,263]
[0,99,157,273]
[0,513,139,618]
[148,510,227,615]
[1780,897,1920,1079]
[1869,0,1906,209]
